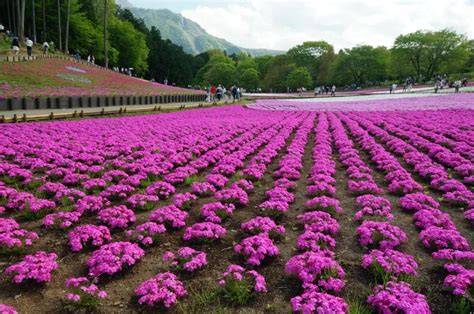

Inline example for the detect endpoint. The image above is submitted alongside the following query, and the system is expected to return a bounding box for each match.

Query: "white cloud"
[181,0,474,51]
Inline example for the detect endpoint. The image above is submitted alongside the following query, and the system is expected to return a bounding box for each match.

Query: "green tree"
[109,17,149,74]
[330,45,388,85]
[254,55,273,79]
[239,68,259,90]
[204,62,236,86]
[287,41,335,84]
[287,67,313,90]
[392,29,469,81]
[262,55,296,92]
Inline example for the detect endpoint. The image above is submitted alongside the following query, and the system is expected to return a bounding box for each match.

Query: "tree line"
[1,1,473,90]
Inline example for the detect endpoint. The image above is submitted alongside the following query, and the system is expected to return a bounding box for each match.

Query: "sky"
[128,0,474,51]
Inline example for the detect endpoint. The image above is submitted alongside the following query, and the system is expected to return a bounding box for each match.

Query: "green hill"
[128,8,284,57]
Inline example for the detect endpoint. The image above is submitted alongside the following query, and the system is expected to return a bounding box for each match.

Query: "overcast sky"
[128,0,474,51]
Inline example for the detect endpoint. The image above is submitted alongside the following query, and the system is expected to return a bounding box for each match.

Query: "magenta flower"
[135,272,187,308]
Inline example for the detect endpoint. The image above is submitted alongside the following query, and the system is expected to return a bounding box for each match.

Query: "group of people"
[208,85,242,102]
[314,85,337,96]
[434,74,468,93]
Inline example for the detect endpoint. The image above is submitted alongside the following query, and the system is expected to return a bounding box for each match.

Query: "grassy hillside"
[129,8,283,56]
[0,58,203,99]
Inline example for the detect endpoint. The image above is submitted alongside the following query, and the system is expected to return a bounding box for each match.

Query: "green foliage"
[64,293,100,311]
[450,296,473,314]
[349,300,373,314]
[287,67,313,90]
[239,68,260,90]
[288,41,335,84]
[221,277,253,306]
[262,55,297,92]
[392,29,470,81]
[330,45,389,85]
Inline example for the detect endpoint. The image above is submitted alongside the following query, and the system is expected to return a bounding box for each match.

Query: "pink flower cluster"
[200,202,235,223]
[126,222,166,246]
[0,217,38,249]
[149,205,188,229]
[64,277,107,305]
[182,222,226,242]
[162,247,207,272]
[367,281,431,313]
[234,233,279,266]
[5,251,58,283]
[68,224,112,252]
[135,272,187,308]
[357,221,407,250]
[241,216,285,237]
[98,205,136,229]
[43,211,82,229]
[443,263,473,297]
[218,264,267,293]
[87,241,145,278]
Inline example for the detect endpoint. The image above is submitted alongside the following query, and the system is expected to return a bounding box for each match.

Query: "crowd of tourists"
[207,85,242,102]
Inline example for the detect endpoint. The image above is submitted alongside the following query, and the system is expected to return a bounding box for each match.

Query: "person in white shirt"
[26,37,33,57]
[0,24,5,33]
[42,41,49,55]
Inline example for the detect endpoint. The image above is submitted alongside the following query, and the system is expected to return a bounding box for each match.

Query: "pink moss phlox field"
[135,272,187,308]
[218,264,267,293]
[5,251,58,283]
[87,241,145,278]
[162,247,208,272]
[367,281,431,313]
[249,93,474,112]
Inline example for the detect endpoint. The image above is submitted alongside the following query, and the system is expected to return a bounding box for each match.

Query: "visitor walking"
[210,85,216,101]
[26,37,34,58]
[42,41,49,55]
[216,85,223,101]
[331,85,336,97]
[434,81,439,93]
[0,23,5,33]
[454,80,461,93]
[231,85,238,102]
[11,37,20,56]
[91,55,95,65]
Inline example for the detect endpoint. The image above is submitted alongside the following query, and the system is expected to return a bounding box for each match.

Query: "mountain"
[126,8,284,57]
[116,0,134,8]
